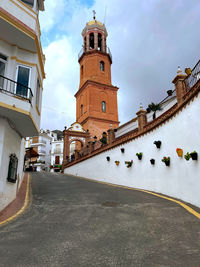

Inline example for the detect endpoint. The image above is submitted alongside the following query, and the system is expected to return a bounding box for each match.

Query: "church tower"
[75,13,119,139]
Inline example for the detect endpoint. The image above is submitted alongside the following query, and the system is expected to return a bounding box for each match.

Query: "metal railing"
[38,150,46,155]
[184,60,200,91]
[0,75,33,103]
[78,46,112,61]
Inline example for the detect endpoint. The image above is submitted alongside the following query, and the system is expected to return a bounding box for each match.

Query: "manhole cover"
[102,201,119,207]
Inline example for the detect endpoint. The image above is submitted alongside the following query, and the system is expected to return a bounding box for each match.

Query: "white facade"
[65,90,200,208]
[26,130,52,172]
[0,0,45,211]
[51,138,64,172]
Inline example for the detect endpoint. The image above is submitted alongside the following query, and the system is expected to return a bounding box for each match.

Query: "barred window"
[7,154,18,183]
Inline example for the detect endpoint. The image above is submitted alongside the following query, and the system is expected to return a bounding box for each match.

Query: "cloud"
[41,36,78,130]
[40,0,200,130]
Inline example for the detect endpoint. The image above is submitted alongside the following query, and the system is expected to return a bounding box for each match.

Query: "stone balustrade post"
[172,67,187,106]
[107,129,115,144]
[136,106,147,132]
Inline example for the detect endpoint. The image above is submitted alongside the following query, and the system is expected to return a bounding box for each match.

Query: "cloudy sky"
[39,0,200,131]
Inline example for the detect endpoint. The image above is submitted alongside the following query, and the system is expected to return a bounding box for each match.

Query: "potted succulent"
[136,152,143,160]
[115,160,120,166]
[148,102,162,119]
[125,160,133,168]
[176,148,183,157]
[121,148,125,153]
[106,156,110,161]
[190,151,198,160]
[154,140,162,149]
[184,152,191,161]
[150,159,155,165]
[161,156,170,166]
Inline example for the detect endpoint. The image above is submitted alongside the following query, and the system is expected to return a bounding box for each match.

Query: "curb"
[0,173,31,226]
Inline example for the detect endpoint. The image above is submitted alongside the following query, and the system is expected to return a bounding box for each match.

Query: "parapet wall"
[64,77,200,207]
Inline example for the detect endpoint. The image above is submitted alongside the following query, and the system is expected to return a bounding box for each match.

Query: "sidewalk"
[0,173,30,225]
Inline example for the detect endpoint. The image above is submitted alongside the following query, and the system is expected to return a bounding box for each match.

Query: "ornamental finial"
[93,10,96,20]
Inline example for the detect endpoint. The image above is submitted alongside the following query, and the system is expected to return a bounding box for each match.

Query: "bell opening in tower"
[98,33,102,51]
[89,33,94,49]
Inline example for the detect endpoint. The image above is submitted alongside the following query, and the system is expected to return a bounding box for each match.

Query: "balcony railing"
[78,46,112,61]
[184,60,200,91]
[38,150,46,155]
[0,75,33,103]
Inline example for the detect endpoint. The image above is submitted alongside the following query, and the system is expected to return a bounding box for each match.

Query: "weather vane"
[93,10,96,20]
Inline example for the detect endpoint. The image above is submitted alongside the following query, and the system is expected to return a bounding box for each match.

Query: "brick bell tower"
[75,12,119,139]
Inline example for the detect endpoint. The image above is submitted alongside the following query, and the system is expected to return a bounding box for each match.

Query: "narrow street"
[0,172,199,267]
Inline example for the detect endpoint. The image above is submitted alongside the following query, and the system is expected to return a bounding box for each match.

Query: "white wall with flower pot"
[64,91,200,208]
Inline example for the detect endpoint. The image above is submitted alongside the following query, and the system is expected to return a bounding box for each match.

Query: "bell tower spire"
[75,16,119,138]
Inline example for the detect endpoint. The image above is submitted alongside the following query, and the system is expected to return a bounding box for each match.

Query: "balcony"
[38,150,46,155]
[0,75,33,103]
[30,139,46,147]
[78,46,112,62]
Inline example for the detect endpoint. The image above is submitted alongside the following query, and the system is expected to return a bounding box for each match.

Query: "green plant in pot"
[148,102,162,119]
[136,152,143,160]
[125,160,133,168]
[161,156,170,166]
[190,151,198,160]
[184,152,191,161]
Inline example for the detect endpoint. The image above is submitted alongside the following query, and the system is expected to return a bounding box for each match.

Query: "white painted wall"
[65,92,200,208]
[0,118,25,211]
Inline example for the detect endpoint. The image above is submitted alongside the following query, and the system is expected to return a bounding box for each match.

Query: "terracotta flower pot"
[115,161,120,166]
[176,149,183,157]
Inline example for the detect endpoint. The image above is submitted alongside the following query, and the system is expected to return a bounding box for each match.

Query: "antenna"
[104,6,107,25]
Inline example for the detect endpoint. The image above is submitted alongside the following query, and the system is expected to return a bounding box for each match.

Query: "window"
[81,65,83,77]
[100,61,104,71]
[36,79,40,110]
[81,104,83,115]
[7,154,18,183]
[21,0,34,7]
[0,53,7,88]
[102,101,106,112]
[16,65,31,98]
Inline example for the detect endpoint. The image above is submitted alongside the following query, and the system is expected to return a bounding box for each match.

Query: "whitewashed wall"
[0,118,25,211]
[65,92,200,207]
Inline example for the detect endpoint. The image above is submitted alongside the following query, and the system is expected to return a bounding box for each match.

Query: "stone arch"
[63,123,91,164]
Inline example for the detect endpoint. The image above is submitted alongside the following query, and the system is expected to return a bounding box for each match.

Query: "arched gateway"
[63,122,91,164]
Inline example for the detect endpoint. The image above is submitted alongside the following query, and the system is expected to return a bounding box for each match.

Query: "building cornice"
[0,102,39,133]
[75,80,119,98]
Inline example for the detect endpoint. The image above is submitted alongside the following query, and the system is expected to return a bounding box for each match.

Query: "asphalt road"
[0,172,200,267]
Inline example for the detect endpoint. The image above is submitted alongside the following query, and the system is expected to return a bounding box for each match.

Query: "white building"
[51,132,64,172]
[0,0,45,211]
[26,129,51,172]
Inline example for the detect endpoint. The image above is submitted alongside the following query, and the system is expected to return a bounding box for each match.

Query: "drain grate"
[102,201,119,207]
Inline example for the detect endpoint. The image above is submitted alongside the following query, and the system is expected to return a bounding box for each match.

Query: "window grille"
[7,154,18,183]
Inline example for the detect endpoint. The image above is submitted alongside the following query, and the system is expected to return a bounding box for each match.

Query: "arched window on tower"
[84,37,86,52]
[98,33,102,51]
[102,101,106,112]
[81,104,83,115]
[81,65,83,77]
[100,61,105,71]
[89,33,94,49]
